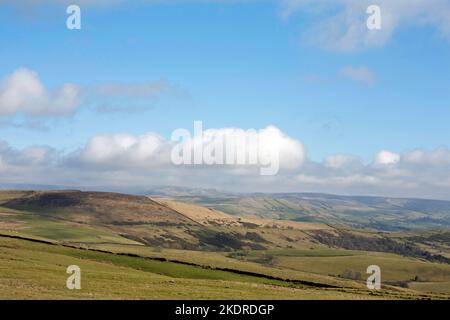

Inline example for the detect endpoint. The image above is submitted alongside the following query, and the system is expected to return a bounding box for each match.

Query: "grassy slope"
[1,190,449,298]
[177,194,450,231]
[0,236,410,300]
[0,191,332,251]
[239,249,450,293]
[82,243,367,289]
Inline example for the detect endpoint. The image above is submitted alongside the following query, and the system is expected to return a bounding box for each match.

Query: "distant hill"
[3,186,450,231]
[2,190,449,261]
[5,190,193,226]
[147,186,235,198]
[148,189,450,231]
[0,190,329,252]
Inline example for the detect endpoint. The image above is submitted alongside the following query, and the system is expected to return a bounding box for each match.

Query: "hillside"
[0,190,330,251]
[4,235,441,299]
[1,190,450,298]
[150,190,450,231]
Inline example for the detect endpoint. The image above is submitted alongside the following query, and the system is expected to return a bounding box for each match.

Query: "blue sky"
[0,0,450,198]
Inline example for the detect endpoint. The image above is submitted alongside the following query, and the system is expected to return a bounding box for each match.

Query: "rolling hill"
[0,190,330,251]
[1,189,450,298]
[149,188,450,231]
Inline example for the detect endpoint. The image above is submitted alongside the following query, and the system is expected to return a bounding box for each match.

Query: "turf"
[0,236,404,300]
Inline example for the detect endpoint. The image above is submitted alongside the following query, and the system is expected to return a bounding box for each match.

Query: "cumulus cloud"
[339,66,375,85]
[402,147,450,166]
[0,128,450,199]
[325,154,361,169]
[186,125,304,169]
[0,68,80,116]
[79,132,167,167]
[281,0,450,51]
[0,68,182,119]
[374,150,400,166]
[0,125,306,186]
[293,147,450,199]
[77,125,305,176]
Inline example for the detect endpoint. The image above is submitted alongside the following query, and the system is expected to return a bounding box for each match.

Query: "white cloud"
[79,125,305,176]
[194,125,304,170]
[325,154,360,169]
[0,68,80,116]
[282,0,450,51]
[0,68,183,119]
[6,0,450,51]
[374,150,400,166]
[80,132,166,167]
[6,0,450,44]
[0,131,450,199]
[402,147,450,166]
[339,65,375,85]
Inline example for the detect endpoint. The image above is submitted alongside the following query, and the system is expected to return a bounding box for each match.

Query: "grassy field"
[238,249,450,294]
[173,192,450,231]
[0,235,417,300]
[1,190,449,299]
[82,243,368,289]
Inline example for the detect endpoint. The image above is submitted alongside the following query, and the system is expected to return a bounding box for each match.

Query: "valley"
[0,189,449,299]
